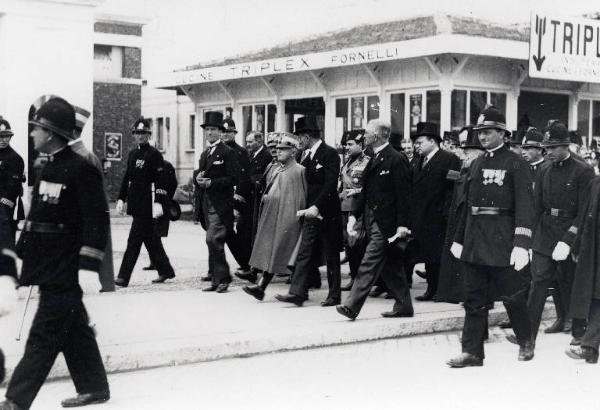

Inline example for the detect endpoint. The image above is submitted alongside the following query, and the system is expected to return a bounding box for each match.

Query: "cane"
[16,286,33,342]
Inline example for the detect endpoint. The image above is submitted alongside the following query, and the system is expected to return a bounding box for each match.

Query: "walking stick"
[16,286,33,342]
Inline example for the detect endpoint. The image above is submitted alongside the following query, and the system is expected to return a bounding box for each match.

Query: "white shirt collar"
[486,143,504,153]
[253,145,264,158]
[374,142,389,154]
[309,139,322,159]
[530,158,545,166]
[209,139,221,148]
[425,146,439,163]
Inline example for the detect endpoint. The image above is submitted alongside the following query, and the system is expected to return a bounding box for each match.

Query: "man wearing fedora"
[524,121,594,352]
[336,119,414,320]
[447,105,535,367]
[2,97,110,410]
[195,111,240,293]
[115,117,175,287]
[410,122,460,301]
[276,116,343,307]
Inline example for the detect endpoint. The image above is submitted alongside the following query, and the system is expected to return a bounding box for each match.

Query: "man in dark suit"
[236,131,273,283]
[411,122,460,301]
[275,116,343,307]
[194,112,240,293]
[336,119,414,320]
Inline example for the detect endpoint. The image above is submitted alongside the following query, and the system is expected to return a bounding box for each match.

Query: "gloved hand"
[450,242,463,259]
[552,241,571,261]
[510,246,530,271]
[116,199,124,215]
[152,202,164,219]
[0,276,18,317]
[233,194,246,204]
[305,205,319,219]
[347,215,357,236]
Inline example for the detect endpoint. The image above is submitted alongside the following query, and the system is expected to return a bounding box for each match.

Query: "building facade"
[152,14,600,172]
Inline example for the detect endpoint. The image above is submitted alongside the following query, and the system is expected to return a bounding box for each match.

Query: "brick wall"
[123,47,141,79]
[94,22,142,37]
[93,83,141,200]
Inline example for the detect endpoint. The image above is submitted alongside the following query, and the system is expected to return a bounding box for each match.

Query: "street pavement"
[5,329,596,410]
[0,216,554,384]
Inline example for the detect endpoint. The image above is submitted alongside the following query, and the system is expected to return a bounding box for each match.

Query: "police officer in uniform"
[526,121,594,352]
[1,97,110,410]
[115,117,175,287]
[447,106,535,367]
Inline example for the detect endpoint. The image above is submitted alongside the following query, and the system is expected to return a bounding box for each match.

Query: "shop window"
[189,114,195,149]
[593,101,600,139]
[156,117,164,151]
[335,99,349,142]
[390,93,405,137]
[242,106,253,140]
[470,91,487,124]
[242,104,276,139]
[451,90,467,130]
[367,95,380,122]
[409,94,422,133]
[578,100,590,139]
[351,97,364,129]
[267,104,277,133]
[491,93,506,115]
[93,45,123,80]
[426,90,441,126]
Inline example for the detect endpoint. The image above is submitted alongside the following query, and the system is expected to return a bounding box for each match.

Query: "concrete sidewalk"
[0,217,557,383]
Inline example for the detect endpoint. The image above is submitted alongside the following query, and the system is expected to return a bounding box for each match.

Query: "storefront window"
[410,94,422,133]
[426,90,441,126]
[242,106,253,139]
[451,90,467,130]
[491,93,507,116]
[335,98,349,140]
[189,114,195,149]
[351,97,364,129]
[367,95,380,122]
[255,105,265,133]
[156,117,164,151]
[390,93,405,137]
[578,100,590,139]
[267,104,277,133]
[470,91,487,124]
[593,101,600,139]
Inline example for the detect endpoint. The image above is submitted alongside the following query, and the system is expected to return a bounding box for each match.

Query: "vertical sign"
[104,132,122,161]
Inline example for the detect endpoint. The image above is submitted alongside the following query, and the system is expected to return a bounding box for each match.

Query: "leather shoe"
[340,280,354,291]
[202,285,218,292]
[505,334,518,345]
[235,270,257,284]
[563,318,573,333]
[369,287,386,298]
[336,305,358,320]
[142,264,156,271]
[151,274,174,284]
[565,346,599,363]
[518,341,535,361]
[216,283,229,293]
[570,336,582,346]
[243,285,265,301]
[200,274,213,282]
[446,353,483,368]
[497,318,512,329]
[321,298,340,307]
[275,293,305,306]
[381,309,414,318]
[114,278,128,287]
[0,400,22,410]
[544,319,564,333]
[415,291,435,301]
[61,391,110,407]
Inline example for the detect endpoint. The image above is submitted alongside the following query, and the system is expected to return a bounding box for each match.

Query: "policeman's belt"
[471,206,513,216]
[24,221,72,234]
[544,208,576,218]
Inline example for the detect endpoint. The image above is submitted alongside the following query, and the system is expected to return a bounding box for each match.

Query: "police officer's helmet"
[0,117,14,138]
[29,97,76,141]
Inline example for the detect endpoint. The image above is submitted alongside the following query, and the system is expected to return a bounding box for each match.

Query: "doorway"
[284,97,325,135]
[517,91,569,131]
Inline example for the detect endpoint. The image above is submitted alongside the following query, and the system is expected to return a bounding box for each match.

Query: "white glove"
[234,194,246,204]
[450,242,463,259]
[510,246,530,271]
[0,276,18,317]
[116,199,124,215]
[152,202,164,219]
[552,241,571,261]
[347,215,358,236]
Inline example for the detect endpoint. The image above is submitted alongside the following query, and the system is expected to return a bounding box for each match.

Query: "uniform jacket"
[17,147,109,288]
[155,160,178,237]
[339,153,371,213]
[0,145,25,221]
[194,140,240,229]
[454,145,535,267]
[118,143,168,218]
[532,155,594,256]
[411,149,460,262]
[353,144,411,239]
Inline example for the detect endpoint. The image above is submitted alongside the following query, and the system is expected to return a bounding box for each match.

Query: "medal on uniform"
[482,169,506,186]
[39,180,64,204]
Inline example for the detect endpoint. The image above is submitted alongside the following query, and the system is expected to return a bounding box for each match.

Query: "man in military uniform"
[1,97,110,410]
[115,117,175,287]
[525,121,594,352]
[339,129,370,291]
[195,112,239,293]
[447,106,535,367]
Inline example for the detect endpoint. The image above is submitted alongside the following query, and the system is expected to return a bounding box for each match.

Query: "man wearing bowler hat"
[410,122,460,301]
[115,117,175,287]
[524,121,594,353]
[276,116,343,307]
[2,96,110,409]
[447,105,535,367]
[194,111,240,293]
